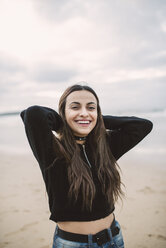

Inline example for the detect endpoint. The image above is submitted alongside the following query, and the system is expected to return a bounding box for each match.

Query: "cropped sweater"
[20,105,153,223]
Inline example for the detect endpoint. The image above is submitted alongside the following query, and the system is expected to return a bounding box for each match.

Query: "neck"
[76,140,86,145]
[74,135,87,141]
[74,135,87,145]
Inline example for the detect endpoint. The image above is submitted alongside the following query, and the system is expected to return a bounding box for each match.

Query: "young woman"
[21,84,153,248]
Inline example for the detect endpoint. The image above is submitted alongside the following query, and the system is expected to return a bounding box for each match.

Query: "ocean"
[0,108,166,168]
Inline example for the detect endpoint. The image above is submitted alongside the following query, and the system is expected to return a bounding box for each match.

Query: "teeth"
[77,121,90,124]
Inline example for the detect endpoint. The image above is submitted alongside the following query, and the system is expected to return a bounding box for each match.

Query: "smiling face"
[65,90,98,137]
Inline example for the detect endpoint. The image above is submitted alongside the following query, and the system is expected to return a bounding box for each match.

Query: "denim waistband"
[55,215,120,246]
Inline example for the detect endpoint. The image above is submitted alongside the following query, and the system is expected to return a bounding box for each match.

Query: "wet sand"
[0,151,166,248]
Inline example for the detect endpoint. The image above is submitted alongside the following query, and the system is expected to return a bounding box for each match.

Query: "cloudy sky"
[0,0,166,114]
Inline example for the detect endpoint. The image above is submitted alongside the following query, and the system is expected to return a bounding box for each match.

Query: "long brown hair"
[53,84,124,211]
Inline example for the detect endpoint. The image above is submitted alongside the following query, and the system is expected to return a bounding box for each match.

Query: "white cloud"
[161,22,166,32]
[0,0,166,113]
[36,90,62,98]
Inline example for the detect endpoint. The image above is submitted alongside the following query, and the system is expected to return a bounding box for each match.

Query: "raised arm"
[20,105,63,170]
[103,115,153,160]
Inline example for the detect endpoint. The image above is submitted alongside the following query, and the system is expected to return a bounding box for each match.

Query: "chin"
[75,131,90,137]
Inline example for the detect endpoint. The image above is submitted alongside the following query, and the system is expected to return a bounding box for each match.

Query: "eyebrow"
[69,101,97,106]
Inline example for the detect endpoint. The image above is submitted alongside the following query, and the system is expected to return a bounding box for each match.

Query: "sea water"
[0,109,165,168]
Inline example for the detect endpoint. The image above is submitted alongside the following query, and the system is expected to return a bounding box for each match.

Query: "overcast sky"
[0,0,166,114]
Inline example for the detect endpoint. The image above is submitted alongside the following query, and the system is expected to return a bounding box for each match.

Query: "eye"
[71,106,79,109]
[88,106,96,110]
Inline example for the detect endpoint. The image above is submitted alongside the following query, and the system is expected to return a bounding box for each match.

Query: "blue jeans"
[52,219,124,248]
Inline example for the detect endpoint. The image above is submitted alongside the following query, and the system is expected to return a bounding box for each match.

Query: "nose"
[79,107,88,117]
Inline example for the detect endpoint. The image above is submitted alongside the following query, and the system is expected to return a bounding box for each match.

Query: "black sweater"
[20,105,153,222]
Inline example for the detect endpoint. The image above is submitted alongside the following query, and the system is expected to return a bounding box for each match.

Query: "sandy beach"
[0,150,166,248]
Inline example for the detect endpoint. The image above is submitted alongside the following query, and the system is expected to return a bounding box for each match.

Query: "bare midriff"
[57,212,114,235]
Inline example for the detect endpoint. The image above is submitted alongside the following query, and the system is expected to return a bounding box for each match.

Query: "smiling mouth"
[75,120,91,124]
